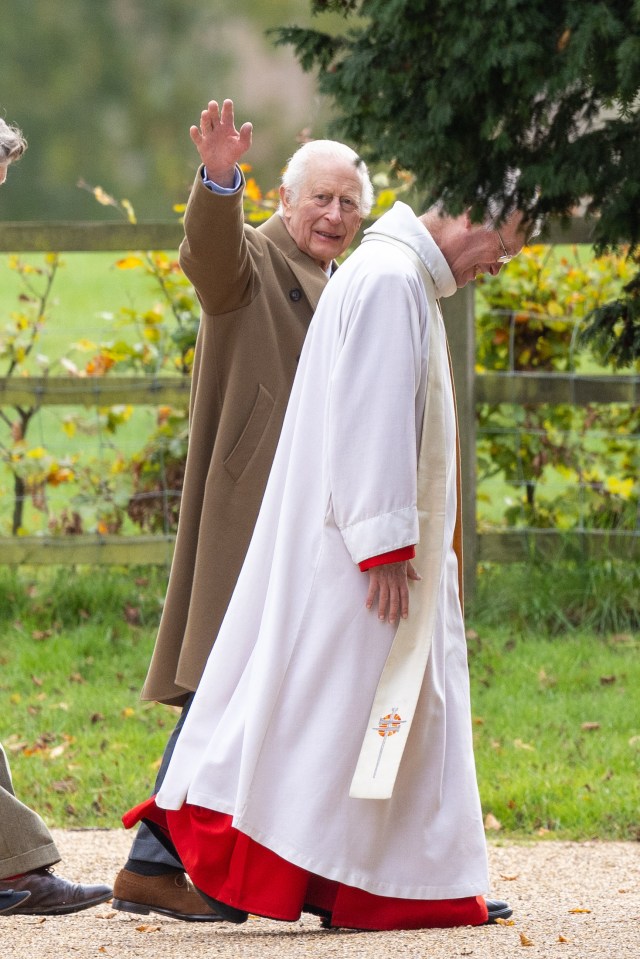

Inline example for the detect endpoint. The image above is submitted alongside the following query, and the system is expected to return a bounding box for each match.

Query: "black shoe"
[0,890,31,915]
[193,885,248,924]
[485,899,513,923]
[0,867,112,915]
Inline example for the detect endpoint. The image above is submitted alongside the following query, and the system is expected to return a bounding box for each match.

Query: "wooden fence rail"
[1,220,638,598]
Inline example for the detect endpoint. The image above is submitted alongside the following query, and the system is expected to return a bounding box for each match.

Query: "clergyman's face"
[279,157,364,271]
[445,211,528,287]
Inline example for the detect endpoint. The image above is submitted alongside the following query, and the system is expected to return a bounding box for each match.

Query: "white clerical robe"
[157,201,489,901]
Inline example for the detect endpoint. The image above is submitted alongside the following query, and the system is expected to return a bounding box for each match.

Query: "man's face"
[444,210,528,288]
[279,158,364,271]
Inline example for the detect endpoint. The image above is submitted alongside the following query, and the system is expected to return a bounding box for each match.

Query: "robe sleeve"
[327,267,424,565]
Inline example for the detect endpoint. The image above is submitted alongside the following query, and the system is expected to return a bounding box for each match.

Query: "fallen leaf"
[558,934,571,943]
[581,722,600,732]
[51,778,77,793]
[609,633,633,646]
[538,668,556,688]
[135,924,161,932]
[495,917,515,926]
[49,744,66,759]
[124,604,141,625]
[500,874,519,881]
[31,675,43,687]
[484,812,502,831]
[569,907,591,914]
[599,675,616,685]
[514,739,535,751]
[519,932,534,946]
[121,706,136,718]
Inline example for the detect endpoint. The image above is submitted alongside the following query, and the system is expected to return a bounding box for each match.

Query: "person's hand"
[190,99,253,188]
[365,560,421,625]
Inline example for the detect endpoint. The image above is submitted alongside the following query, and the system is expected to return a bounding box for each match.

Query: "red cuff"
[358,545,415,572]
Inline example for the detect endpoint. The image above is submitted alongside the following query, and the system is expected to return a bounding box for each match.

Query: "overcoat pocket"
[223,384,275,482]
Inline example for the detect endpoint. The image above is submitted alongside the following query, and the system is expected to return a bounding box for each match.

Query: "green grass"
[0,565,638,840]
[0,566,174,827]
[471,559,640,634]
[467,625,639,840]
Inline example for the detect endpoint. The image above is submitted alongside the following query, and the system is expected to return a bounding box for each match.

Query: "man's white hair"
[0,117,27,163]
[278,139,374,217]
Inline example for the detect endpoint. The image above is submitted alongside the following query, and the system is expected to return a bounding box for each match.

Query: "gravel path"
[1,829,638,958]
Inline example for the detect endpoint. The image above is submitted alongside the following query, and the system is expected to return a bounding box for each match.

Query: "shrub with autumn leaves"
[476,244,639,532]
[1,175,638,539]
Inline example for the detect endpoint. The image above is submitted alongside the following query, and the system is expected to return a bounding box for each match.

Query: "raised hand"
[189,99,253,188]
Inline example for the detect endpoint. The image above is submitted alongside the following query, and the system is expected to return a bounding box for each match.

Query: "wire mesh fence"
[1,222,639,579]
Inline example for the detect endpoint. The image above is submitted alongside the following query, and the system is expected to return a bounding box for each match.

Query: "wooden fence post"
[442,286,477,603]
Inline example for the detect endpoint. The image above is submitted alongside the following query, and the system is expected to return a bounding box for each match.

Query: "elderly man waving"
[113,99,373,921]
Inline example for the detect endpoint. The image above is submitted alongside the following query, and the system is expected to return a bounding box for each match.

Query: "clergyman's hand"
[365,560,421,625]
[189,98,253,188]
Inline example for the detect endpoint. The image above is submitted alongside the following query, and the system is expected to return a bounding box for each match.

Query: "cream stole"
[350,233,458,800]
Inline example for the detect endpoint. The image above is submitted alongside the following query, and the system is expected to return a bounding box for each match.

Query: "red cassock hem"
[124,798,488,930]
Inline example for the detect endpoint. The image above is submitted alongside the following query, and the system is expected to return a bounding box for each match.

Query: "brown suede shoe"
[112,868,222,922]
[0,868,112,915]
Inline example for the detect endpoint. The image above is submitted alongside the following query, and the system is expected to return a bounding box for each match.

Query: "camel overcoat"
[141,167,329,705]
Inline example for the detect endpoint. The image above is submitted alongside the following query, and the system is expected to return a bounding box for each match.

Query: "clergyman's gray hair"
[485,168,542,240]
[0,117,28,163]
[278,140,374,217]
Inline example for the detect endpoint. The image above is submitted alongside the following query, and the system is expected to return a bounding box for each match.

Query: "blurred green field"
[0,251,185,535]
[0,251,168,356]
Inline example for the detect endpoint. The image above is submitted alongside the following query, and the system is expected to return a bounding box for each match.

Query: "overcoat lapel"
[259,214,328,311]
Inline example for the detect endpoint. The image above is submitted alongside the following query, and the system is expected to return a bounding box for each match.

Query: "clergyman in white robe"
[126,200,492,928]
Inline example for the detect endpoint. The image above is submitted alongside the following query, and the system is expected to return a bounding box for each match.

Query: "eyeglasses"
[496,228,513,264]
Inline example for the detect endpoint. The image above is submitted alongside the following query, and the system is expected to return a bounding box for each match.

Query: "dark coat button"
[289,288,302,302]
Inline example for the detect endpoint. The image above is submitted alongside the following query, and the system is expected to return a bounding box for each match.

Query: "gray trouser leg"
[127,694,194,868]
[0,744,61,878]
